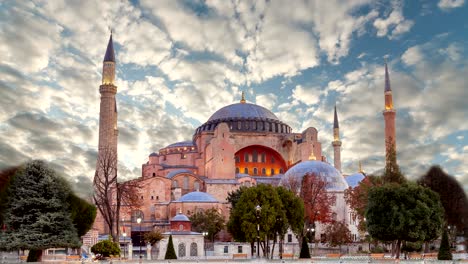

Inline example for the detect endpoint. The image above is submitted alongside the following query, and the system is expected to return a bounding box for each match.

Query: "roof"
[281,160,348,191]
[104,34,115,62]
[385,63,391,92]
[149,152,158,157]
[345,173,365,188]
[176,191,218,203]
[334,105,339,129]
[208,103,279,122]
[163,231,202,236]
[165,141,195,149]
[166,169,193,179]
[171,213,190,221]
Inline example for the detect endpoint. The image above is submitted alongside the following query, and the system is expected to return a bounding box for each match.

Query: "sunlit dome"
[208,103,280,122]
[171,213,190,222]
[281,160,348,191]
[345,173,365,188]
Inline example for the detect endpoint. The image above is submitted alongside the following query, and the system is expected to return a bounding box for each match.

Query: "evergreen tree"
[0,161,80,257]
[299,236,311,258]
[382,139,405,184]
[438,228,452,260]
[91,236,120,257]
[68,193,97,237]
[164,235,177,259]
[190,208,225,242]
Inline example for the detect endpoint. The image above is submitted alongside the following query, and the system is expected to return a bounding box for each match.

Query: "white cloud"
[256,93,278,110]
[292,85,321,106]
[401,46,424,66]
[373,0,413,39]
[438,0,465,10]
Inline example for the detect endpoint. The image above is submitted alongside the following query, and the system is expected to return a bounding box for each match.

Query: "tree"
[68,193,97,237]
[91,236,120,258]
[0,165,20,227]
[344,175,383,232]
[365,182,444,259]
[164,234,177,259]
[190,208,224,242]
[324,221,352,252]
[93,148,141,242]
[144,230,164,259]
[382,139,405,184]
[438,228,452,260]
[0,161,81,260]
[299,236,310,258]
[418,166,468,233]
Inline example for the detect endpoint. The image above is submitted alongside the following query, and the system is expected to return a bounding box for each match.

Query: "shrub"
[438,228,452,260]
[299,236,311,258]
[164,235,177,259]
[91,237,120,257]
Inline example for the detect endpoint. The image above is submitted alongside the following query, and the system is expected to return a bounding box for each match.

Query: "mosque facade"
[94,34,396,247]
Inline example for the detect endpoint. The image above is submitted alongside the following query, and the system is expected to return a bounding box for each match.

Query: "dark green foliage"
[0,166,20,227]
[382,140,405,184]
[68,193,97,237]
[418,166,468,232]
[438,228,452,260]
[299,236,310,258]
[365,182,444,258]
[164,235,177,259]
[0,160,81,251]
[227,186,247,209]
[91,237,120,257]
[401,241,422,253]
[276,186,304,238]
[190,208,225,241]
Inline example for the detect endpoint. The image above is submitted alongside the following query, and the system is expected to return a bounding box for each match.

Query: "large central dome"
[194,102,291,136]
[208,103,280,122]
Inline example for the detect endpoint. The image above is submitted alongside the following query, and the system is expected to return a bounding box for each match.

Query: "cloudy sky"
[0,0,467,197]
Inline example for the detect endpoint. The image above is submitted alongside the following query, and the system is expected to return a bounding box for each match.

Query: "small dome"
[345,173,365,188]
[149,152,158,157]
[165,141,195,149]
[281,160,348,191]
[171,213,190,222]
[208,103,280,122]
[177,191,218,203]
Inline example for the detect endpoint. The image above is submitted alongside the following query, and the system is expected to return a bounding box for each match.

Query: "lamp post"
[136,217,142,261]
[255,205,261,258]
[202,231,208,258]
[123,232,127,259]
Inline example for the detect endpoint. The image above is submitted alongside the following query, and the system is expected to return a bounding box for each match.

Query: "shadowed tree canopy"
[365,182,444,259]
[68,193,96,237]
[382,140,405,184]
[190,208,225,242]
[324,221,352,250]
[0,160,81,253]
[418,165,468,232]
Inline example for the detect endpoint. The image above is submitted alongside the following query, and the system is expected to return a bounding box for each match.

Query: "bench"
[281,253,294,259]
[370,253,385,259]
[66,255,81,260]
[423,253,437,259]
[408,253,423,259]
[326,253,342,258]
[232,253,248,259]
[20,256,28,261]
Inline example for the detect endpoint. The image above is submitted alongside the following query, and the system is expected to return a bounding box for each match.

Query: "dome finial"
[240,91,246,104]
[358,160,364,173]
[308,151,316,160]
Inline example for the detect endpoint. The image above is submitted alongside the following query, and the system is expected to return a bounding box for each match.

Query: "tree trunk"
[424,241,429,253]
[395,239,401,259]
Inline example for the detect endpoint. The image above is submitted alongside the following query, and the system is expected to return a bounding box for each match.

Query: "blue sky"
[0,0,467,197]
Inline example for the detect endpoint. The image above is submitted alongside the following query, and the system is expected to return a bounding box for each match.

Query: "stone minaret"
[383,62,396,164]
[96,33,118,175]
[332,105,342,172]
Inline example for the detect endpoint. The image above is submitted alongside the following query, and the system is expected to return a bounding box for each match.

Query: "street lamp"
[122,232,127,259]
[255,205,261,258]
[202,231,208,258]
[136,217,142,261]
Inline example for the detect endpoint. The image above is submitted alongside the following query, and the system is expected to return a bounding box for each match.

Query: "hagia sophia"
[92,34,397,257]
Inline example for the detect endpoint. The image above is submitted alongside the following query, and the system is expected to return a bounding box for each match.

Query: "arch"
[253,168,258,175]
[235,167,240,174]
[172,180,178,188]
[244,168,248,174]
[190,243,198,256]
[261,168,266,175]
[178,243,186,257]
[131,210,144,222]
[235,145,287,177]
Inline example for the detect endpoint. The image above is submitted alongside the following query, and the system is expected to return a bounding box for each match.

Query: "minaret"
[383,61,396,164]
[332,105,342,172]
[96,33,118,173]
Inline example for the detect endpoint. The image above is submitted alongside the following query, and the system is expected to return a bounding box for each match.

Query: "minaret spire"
[102,33,116,85]
[332,104,342,172]
[383,60,396,166]
[240,91,246,104]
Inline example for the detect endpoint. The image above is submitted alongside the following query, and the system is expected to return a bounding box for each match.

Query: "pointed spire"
[333,104,339,129]
[104,33,115,62]
[240,91,246,104]
[359,160,364,173]
[384,59,391,92]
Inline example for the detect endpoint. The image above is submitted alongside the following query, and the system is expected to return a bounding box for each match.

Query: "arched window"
[279,168,284,174]
[265,122,269,131]
[252,121,257,130]
[261,153,266,163]
[178,243,186,257]
[235,167,240,174]
[179,224,184,231]
[194,181,200,191]
[244,153,249,162]
[183,176,189,189]
[261,168,266,175]
[271,168,275,175]
[172,180,178,188]
[237,121,242,130]
[253,168,258,175]
[244,168,248,174]
[235,155,240,163]
[252,150,258,162]
[152,172,155,177]
[258,121,263,131]
[271,157,275,163]
[190,243,198,256]
[131,210,144,222]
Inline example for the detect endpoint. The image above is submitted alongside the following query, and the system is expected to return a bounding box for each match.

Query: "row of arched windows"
[235,153,275,163]
[178,242,198,257]
[195,120,292,134]
[235,167,284,175]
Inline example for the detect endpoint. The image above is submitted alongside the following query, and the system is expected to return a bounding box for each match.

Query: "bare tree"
[93,148,141,242]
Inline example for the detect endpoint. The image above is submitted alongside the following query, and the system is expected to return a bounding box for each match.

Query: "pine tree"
[438,228,452,260]
[299,236,311,258]
[164,235,177,259]
[0,161,80,257]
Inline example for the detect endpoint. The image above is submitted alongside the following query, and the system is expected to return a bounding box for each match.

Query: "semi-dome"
[281,160,348,191]
[177,191,218,203]
[165,141,195,149]
[194,102,291,136]
[208,103,280,122]
[345,173,365,188]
